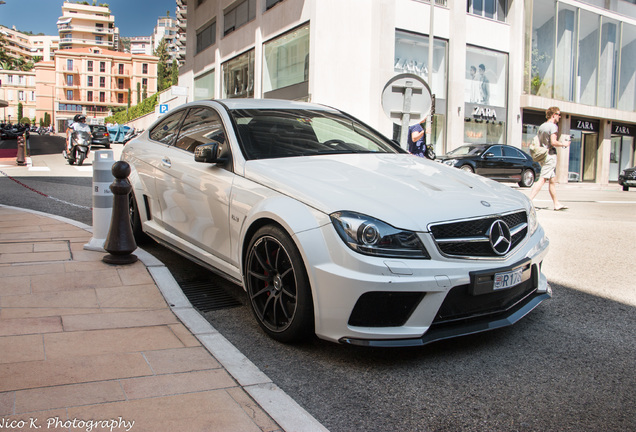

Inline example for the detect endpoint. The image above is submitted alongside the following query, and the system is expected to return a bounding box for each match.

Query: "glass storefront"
[263,24,310,100]
[393,30,448,154]
[609,123,635,181]
[222,50,254,99]
[569,117,599,182]
[464,46,508,145]
[194,69,215,101]
[394,30,447,154]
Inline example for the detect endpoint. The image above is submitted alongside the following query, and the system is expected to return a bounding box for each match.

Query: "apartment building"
[130,36,153,55]
[175,0,188,65]
[152,16,179,61]
[0,69,37,124]
[57,1,117,51]
[35,47,159,131]
[0,25,59,62]
[178,0,636,185]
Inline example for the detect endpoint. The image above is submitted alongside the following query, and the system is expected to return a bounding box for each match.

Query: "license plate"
[494,267,523,290]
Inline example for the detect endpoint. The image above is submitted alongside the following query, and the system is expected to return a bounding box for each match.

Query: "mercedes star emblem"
[488,220,512,255]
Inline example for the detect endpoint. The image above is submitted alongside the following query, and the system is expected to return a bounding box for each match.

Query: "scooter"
[122,128,142,145]
[425,143,435,160]
[64,131,91,166]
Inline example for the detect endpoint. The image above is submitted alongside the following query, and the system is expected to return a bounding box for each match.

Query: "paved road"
[2,134,635,431]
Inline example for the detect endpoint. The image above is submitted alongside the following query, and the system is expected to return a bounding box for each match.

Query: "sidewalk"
[0,205,327,432]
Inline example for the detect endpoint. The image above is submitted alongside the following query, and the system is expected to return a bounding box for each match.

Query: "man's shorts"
[540,154,557,179]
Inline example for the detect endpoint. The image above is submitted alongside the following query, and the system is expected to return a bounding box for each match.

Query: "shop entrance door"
[582,133,598,182]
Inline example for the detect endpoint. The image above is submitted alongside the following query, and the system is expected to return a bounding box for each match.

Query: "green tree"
[154,38,172,91]
[17,103,23,121]
[44,112,51,127]
[137,82,141,104]
[171,59,179,87]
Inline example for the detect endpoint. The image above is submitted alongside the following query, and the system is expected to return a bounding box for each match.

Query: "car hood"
[243,154,529,231]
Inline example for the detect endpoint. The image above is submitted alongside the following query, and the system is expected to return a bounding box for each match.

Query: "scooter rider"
[65,114,91,157]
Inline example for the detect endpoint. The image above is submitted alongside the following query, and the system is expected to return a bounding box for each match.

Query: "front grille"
[348,292,425,327]
[429,211,528,258]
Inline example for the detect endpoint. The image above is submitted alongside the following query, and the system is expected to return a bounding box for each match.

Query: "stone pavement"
[0,205,328,432]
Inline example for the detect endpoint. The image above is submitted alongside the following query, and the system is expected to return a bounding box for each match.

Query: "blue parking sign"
[159,104,169,114]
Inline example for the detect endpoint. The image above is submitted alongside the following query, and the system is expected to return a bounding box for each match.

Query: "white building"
[178,0,636,185]
[152,16,179,60]
[130,36,153,55]
[57,1,117,51]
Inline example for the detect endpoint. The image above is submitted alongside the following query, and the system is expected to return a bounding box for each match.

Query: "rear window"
[91,125,107,133]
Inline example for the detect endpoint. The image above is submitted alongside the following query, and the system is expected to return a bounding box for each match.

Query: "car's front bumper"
[297,222,550,346]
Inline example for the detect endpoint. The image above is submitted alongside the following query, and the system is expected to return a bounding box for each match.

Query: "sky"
[0,0,177,37]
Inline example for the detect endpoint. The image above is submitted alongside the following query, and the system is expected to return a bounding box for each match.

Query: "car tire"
[245,225,314,343]
[623,185,629,191]
[460,165,474,173]
[128,192,150,244]
[519,169,535,188]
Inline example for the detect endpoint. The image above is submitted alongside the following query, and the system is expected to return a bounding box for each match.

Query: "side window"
[503,146,523,158]
[149,111,186,145]
[175,107,227,153]
[486,146,502,157]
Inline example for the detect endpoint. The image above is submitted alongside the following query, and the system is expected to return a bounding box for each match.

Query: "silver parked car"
[122,99,551,347]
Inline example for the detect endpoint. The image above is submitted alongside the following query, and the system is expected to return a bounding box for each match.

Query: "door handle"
[161,157,171,168]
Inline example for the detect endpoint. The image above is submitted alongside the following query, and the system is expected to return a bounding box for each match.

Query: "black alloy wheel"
[245,225,314,343]
[128,192,148,244]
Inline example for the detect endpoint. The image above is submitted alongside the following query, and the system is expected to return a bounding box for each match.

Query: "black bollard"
[102,161,138,265]
[16,134,26,166]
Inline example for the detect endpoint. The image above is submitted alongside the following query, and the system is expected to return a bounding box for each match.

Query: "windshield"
[229,109,401,160]
[446,145,487,156]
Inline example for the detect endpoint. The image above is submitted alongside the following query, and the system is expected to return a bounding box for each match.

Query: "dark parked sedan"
[89,125,110,148]
[438,144,541,187]
[618,166,636,191]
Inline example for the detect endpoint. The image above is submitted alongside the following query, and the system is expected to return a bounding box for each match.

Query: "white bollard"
[84,150,115,251]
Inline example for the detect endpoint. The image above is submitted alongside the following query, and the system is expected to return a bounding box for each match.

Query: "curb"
[0,204,329,432]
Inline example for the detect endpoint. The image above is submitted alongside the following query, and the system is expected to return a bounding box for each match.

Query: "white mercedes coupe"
[122,99,551,347]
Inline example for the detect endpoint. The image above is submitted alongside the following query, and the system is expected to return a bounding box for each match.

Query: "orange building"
[35,47,158,131]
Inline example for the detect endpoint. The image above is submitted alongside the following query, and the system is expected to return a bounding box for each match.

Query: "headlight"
[528,203,538,235]
[330,211,430,259]
[620,170,625,176]
[443,159,457,166]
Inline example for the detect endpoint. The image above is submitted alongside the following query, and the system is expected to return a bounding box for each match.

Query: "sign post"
[381,73,433,150]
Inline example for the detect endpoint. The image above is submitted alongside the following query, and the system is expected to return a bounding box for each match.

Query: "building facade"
[0,69,37,124]
[130,36,153,55]
[35,47,159,131]
[57,2,117,51]
[0,25,59,62]
[178,0,636,185]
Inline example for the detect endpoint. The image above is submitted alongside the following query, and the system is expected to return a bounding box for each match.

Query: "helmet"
[74,114,86,122]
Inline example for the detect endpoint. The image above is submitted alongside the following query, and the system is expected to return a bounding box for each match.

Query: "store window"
[578,10,599,106]
[525,0,555,97]
[619,24,636,111]
[467,0,506,22]
[464,46,508,145]
[394,30,448,153]
[598,17,619,108]
[194,69,215,101]
[263,24,309,100]
[609,123,635,182]
[222,50,254,99]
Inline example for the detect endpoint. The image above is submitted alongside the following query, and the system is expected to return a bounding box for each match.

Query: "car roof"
[212,98,338,112]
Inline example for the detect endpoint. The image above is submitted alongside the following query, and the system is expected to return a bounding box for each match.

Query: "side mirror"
[194,142,227,164]
[484,152,495,158]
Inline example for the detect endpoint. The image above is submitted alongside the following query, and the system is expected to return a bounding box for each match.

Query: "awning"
[56,17,72,25]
